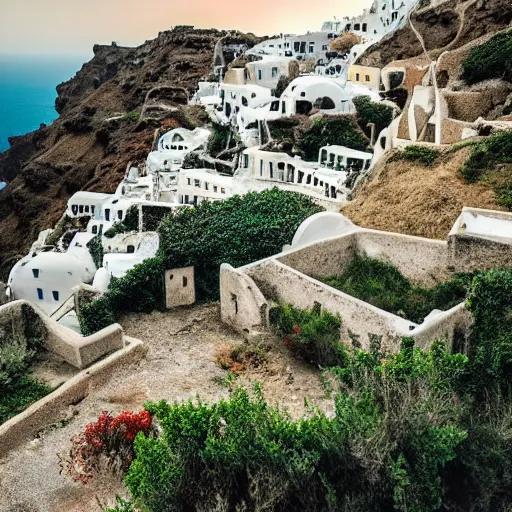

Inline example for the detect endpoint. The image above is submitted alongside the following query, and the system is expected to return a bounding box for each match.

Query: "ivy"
[87,235,104,269]
[353,95,394,138]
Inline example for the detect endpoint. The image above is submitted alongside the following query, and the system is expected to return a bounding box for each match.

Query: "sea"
[0,53,89,154]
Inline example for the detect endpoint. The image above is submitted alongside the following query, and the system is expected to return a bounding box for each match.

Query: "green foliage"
[392,145,441,166]
[462,29,512,85]
[0,375,52,424]
[103,205,170,237]
[267,116,301,141]
[87,235,104,268]
[78,295,117,337]
[297,115,368,161]
[119,111,141,122]
[465,268,512,389]
[104,223,131,239]
[460,131,512,182]
[459,131,512,210]
[353,95,394,137]
[125,339,467,512]
[158,188,323,300]
[319,256,473,323]
[270,303,348,367]
[207,123,235,157]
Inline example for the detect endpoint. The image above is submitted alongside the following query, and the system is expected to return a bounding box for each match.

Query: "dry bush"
[330,33,361,53]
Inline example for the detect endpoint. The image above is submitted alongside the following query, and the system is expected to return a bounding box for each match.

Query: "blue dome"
[0,182,7,191]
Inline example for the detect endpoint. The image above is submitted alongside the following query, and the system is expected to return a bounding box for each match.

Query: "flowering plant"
[60,409,153,484]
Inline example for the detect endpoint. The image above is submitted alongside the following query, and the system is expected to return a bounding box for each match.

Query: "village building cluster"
[4,0,512,352]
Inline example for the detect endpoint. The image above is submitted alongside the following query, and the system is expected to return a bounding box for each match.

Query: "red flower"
[293,325,301,334]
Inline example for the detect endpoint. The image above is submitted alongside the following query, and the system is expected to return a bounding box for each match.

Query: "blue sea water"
[0,54,89,153]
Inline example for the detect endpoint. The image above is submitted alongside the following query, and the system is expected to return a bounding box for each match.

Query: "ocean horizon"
[0,53,89,154]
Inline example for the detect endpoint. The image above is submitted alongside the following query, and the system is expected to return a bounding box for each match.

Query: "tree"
[330,32,361,54]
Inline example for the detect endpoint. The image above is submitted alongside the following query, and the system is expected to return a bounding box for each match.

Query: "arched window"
[127,245,135,253]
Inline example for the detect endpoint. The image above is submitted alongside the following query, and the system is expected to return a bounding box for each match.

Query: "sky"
[0,0,371,56]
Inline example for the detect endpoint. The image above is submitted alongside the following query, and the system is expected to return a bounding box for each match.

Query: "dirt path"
[0,303,330,512]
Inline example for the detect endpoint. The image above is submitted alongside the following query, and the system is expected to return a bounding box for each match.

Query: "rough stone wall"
[449,234,512,272]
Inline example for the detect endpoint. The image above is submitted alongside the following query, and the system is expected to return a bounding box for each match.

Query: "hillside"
[0,27,259,278]
[342,146,500,239]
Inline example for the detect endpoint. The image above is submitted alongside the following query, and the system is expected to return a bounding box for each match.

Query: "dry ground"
[343,147,500,240]
[0,303,330,512]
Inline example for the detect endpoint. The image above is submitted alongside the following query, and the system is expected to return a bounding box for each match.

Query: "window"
[92,225,98,234]
[79,205,84,214]
[52,291,59,301]
[281,101,286,114]
[241,96,248,107]
[300,91,306,97]
[187,178,191,185]
[214,186,218,193]
[269,162,274,179]
[392,11,398,21]
[271,67,278,78]
[91,206,95,215]
[251,93,256,99]
[71,205,78,215]
[127,245,135,253]
[362,23,367,32]
[105,208,110,222]
[32,269,39,278]
[194,179,200,188]
[260,160,264,177]
[365,74,370,82]
[354,23,360,31]
[270,100,279,112]
[205,182,209,191]
[183,276,188,287]
[221,188,226,194]
[322,44,328,51]
[85,205,90,213]
[294,41,300,52]
[356,73,360,81]
[268,44,274,48]
[37,288,43,300]
[258,69,262,80]
[118,210,123,220]
[243,154,249,168]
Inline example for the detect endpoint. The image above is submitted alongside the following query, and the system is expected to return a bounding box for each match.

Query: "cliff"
[0,27,260,277]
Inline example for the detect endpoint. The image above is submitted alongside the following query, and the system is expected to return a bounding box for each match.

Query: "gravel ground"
[0,303,330,512]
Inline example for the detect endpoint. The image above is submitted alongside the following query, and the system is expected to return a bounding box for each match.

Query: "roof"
[69,191,112,202]
[320,145,373,159]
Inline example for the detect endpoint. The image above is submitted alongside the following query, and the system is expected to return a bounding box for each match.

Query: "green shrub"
[272,75,291,98]
[353,95,394,137]
[78,295,117,337]
[297,115,368,161]
[392,145,441,166]
[270,303,348,367]
[462,30,512,85]
[207,123,236,157]
[119,111,140,122]
[87,235,104,268]
[104,223,131,239]
[460,130,512,182]
[0,376,52,424]
[124,339,466,512]
[158,188,323,300]
[319,256,473,323]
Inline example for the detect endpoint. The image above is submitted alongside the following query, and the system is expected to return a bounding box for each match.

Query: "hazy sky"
[0,0,371,56]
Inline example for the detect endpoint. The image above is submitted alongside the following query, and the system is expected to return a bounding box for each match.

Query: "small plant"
[270,303,347,367]
[392,145,440,166]
[105,496,134,512]
[61,409,153,484]
[119,111,140,122]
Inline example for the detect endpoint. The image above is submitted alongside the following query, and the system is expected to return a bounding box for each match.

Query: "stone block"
[165,267,195,308]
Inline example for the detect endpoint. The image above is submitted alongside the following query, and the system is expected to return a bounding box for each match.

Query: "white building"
[176,169,234,205]
[7,232,96,315]
[146,127,211,174]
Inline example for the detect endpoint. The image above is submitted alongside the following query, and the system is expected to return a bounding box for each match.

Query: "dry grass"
[343,146,501,240]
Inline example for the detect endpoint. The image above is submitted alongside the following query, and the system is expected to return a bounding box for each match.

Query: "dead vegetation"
[343,145,500,239]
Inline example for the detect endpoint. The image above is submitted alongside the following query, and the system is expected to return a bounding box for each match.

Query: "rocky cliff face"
[359,0,512,67]
[0,26,259,277]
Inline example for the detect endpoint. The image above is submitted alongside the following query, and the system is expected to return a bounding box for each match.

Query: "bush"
[123,341,466,512]
[319,256,473,323]
[270,303,348,367]
[330,32,361,53]
[272,75,291,98]
[78,295,117,337]
[158,189,323,300]
[392,145,441,166]
[353,95,394,137]
[60,410,153,484]
[460,130,512,182]
[296,115,368,161]
[207,123,236,157]
[87,235,104,268]
[462,30,512,85]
